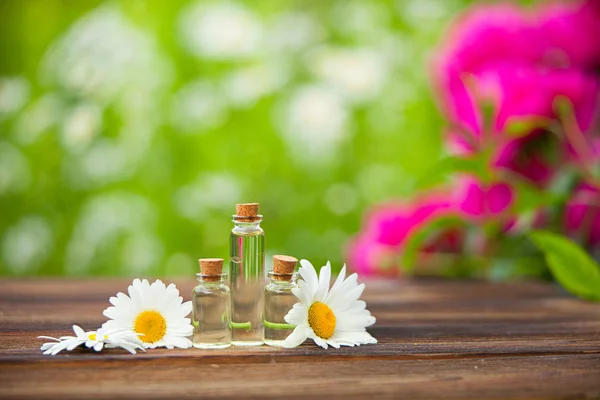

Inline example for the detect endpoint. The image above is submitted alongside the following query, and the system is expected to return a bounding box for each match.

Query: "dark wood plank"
[0,278,599,399]
[1,354,599,399]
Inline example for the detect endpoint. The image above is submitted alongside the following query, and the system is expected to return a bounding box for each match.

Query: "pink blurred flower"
[346,193,454,276]
[434,3,540,77]
[564,182,600,247]
[538,0,600,69]
[350,0,600,277]
[455,176,514,218]
[347,178,519,276]
[432,0,600,187]
[493,131,559,187]
[435,53,600,151]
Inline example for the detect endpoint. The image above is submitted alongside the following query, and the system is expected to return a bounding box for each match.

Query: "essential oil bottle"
[192,258,232,349]
[264,255,299,347]
[229,203,265,346]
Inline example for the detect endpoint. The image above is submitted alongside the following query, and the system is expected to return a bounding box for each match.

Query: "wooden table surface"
[0,278,599,399]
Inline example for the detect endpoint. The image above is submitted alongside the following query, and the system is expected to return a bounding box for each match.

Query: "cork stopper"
[272,255,297,281]
[235,203,260,222]
[198,258,223,282]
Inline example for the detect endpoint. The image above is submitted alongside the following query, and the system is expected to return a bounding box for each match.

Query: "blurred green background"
[0,0,475,276]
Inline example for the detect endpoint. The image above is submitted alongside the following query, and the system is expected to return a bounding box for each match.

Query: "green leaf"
[401,215,465,273]
[530,230,600,301]
[504,116,552,138]
[511,180,561,213]
[417,155,489,189]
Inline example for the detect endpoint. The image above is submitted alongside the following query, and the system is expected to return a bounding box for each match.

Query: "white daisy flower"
[85,327,144,354]
[102,278,193,349]
[38,325,88,355]
[38,325,144,355]
[283,260,377,349]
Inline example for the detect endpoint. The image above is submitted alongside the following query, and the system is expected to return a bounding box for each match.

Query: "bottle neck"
[196,273,226,285]
[232,216,263,234]
[232,215,263,227]
[268,271,297,286]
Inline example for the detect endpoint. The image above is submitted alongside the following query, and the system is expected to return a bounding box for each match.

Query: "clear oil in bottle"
[264,255,299,347]
[192,258,232,349]
[229,203,265,346]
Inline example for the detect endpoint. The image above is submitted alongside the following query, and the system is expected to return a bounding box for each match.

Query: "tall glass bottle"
[229,203,265,346]
[192,258,231,349]
[264,255,298,347]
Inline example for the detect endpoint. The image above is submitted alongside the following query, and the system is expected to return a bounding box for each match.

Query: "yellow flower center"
[134,310,167,343]
[88,333,107,341]
[308,302,336,339]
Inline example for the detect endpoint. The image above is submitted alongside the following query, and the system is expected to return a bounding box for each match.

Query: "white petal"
[129,279,148,309]
[315,262,331,302]
[312,335,328,349]
[333,330,377,346]
[162,285,183,311]
[328,281,363,311]
[103,306,129,320]
[331,264,347,289]
[109,292,132,308]
[284,303,307,325]
[326,265,347,303]
[37,336,60,342]
[298,260,319,298]
[120,343,140,354]
[40,343,56,351]
[65,338,85,351]
[345,283,365,305]
[296,280,314,304]
[335,314,376,331]
[162,335,192,349]
[338,273,359,293]
[101,320,120,330]
[50,342,68,355]
[72,325,85,338]
[349,300,367,311]
[167,325,193,336]
[178,301,193,318]
[149,279,167,310]
[282,326,308,348]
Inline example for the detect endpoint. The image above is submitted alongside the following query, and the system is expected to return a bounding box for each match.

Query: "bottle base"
[193,342,231,349]
[264,339,287,348]
[231,340,264,347]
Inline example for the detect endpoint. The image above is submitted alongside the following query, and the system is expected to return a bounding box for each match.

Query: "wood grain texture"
[0,278,599,399]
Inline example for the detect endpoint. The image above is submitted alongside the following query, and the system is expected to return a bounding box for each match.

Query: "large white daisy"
[102,279,193,349]
[283,260,377,349]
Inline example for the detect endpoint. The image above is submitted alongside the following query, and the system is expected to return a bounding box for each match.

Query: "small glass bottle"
[192,258,232,349]
[229,203,265,346]
[264,255,299,347]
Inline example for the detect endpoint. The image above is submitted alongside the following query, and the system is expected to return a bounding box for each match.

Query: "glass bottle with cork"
[192,258,232,349]
[229,203,265,346]
[264,255,299,347]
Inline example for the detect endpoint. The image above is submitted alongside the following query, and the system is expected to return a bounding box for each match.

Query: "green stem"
[230,321,252,331]
[264,320,296,330]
